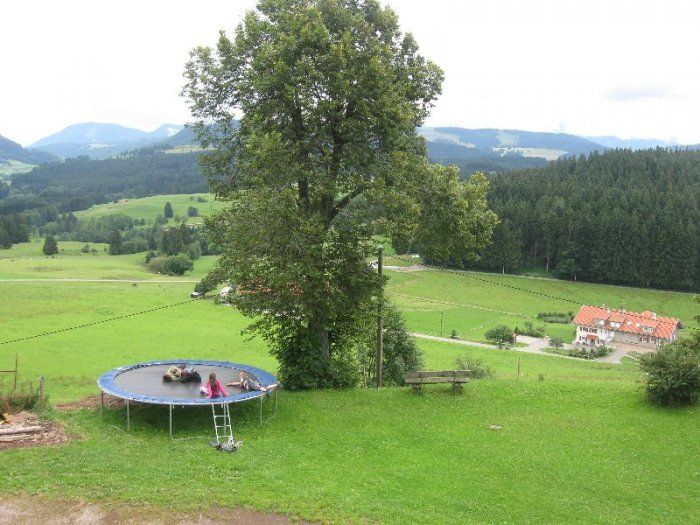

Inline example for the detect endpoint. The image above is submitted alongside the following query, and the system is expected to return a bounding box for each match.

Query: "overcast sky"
[2,0,699,145]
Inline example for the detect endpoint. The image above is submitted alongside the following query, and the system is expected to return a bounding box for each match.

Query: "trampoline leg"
[260,395,263,426]
[169,405,173,439]
[126,400,130,431]
[100,391,104,417]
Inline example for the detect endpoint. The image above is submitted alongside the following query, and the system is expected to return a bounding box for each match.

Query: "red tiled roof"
[585,334,598,341]
[573,305,681,340]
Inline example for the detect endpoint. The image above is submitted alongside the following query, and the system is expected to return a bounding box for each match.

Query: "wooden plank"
[409,377,470,384]
[0,425,42,436]
[406,370,470,379]
[0,434,31,443]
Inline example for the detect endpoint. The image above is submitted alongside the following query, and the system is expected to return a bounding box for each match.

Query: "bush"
[147,256,168,274]
[549,336,565,349]
[121,237,149,254]
[485,325,515,345]
[144,250,157,264]
[358,303,423,387]
[0,383,42,413]
[450,329,459,339]
[639,334,700,406]
[454,354,493,380]
[514,320,545,338]
[187,206,199,217]
[163,253,194,276]
[537,312,574,324]
[80,244,91,253]
[187,242,202,260]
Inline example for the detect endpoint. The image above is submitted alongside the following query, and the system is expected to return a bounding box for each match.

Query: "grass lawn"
[75,193,225,226]
[0,246,698,523]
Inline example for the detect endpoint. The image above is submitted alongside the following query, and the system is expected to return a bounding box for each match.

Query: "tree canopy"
[184,0,496,388]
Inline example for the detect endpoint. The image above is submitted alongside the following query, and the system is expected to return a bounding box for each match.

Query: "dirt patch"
[55,394,125,412]
[392,264,427,272]
[0,497,312,525]
[0,410,74,451]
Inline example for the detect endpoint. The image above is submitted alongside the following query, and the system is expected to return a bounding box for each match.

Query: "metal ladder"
[211,403,233,446]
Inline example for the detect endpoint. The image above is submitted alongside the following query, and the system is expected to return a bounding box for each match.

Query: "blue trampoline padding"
[97,359,278,405]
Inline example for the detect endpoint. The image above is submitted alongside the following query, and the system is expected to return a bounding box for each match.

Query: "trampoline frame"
[97,359,278,438]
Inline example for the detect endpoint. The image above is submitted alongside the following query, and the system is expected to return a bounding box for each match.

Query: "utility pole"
[375,246,383,388]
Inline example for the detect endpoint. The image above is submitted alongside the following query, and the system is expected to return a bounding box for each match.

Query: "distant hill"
[585,136,679,150]
[419,127,606,173]
[29,122,184,160]
[0,134,57,165]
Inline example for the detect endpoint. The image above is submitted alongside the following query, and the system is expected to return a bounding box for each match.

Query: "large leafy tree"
[184,0,496,388]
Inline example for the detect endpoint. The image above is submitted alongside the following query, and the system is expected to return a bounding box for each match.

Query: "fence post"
[13,353,18,392]
[517,357,521,380]
[39,377,45,409]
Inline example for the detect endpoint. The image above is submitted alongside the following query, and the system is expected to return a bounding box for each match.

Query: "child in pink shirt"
[204,373,228,399]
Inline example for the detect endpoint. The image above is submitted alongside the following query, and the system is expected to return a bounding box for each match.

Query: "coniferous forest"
[468,148,700,291]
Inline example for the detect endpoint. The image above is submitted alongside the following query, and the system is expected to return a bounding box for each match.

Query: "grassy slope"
[0,244,698,523]
[75,193,225,225]
[387,268,699,343]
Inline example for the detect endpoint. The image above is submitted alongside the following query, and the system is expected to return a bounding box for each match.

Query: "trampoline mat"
[114,364,248,400]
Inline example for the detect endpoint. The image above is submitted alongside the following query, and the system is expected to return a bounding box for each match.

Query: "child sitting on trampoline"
[201,372,228,399]
[227,371,278,395]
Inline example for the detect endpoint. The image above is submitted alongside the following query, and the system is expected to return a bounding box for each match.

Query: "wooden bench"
[405,370,470,394]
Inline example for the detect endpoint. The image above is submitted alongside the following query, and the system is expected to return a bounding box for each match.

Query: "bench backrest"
[405,370,470,380]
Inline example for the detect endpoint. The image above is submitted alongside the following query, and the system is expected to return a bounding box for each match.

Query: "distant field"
[386,267,699,343]
[75,193,225,225]
[0,160,34,180]
[0,239,214,280]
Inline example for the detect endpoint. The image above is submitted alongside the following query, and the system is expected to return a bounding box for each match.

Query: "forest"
[464,148,700,291]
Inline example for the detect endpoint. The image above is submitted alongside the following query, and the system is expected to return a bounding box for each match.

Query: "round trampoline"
[97,359,279,437]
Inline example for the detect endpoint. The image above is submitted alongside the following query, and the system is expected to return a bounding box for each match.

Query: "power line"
[0,298,199,346]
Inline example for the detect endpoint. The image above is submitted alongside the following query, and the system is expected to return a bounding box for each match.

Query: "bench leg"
[452,383,463,395]
[411,384,422,394]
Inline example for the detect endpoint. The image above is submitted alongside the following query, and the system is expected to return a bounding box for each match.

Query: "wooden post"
[517,357,521,380]
[375,247,383,388]
[39,377,45,409]
[13,354,18,392]
[440,311,444,338]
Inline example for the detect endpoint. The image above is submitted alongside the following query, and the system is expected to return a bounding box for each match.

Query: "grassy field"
[0,242,698,523]
[387,267,699,343]
[0,239,215,280]
[0,160,34,180]
[75,193,225,225]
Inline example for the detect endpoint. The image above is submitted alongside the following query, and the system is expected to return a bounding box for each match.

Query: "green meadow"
[75,193,225,225]
[0,242,698,523]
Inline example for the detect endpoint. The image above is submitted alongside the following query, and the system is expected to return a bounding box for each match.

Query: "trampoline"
[97,359,278,437]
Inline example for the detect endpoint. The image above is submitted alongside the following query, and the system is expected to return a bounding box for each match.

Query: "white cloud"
[2,0,700,145]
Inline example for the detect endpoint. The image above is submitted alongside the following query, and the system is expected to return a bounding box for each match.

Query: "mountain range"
[1,122,694,176]
[27,122,183,160]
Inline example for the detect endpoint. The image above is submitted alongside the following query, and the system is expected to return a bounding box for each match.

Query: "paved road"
[410,333,582,361]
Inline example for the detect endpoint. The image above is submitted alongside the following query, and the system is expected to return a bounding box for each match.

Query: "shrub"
[454,355,493,380]
[163,253,194,276]
[549,336,565,349]
[514,320,545,338]
[537,312,574,324]
[144,250,157,264]
[358,303,423,387]
[187,242,202,260]
[121,237,149,254]
[0,383,42,413]
[187,206,199,217]
[80,244,91,253]
[639,334,700,406]
[147,256,168,274]
[450,329,459,339]
[485,325,515,345]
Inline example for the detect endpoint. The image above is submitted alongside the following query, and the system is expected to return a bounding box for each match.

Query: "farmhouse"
[573,305,682,351]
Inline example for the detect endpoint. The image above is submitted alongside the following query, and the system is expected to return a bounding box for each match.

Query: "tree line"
[464,148,700,291]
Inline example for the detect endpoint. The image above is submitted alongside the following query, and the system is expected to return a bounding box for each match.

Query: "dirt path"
[0,497,311,525]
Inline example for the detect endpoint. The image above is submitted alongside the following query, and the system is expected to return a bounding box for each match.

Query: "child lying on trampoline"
[227,371,278,395]
[163,364,201,383]
[201,372,229,399]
